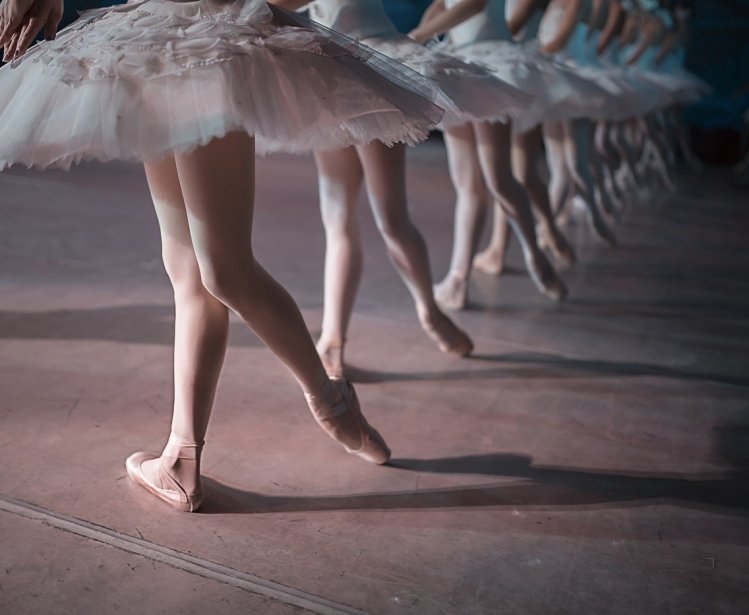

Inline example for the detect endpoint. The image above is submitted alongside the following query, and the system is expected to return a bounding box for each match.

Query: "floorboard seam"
[0,494,367,615]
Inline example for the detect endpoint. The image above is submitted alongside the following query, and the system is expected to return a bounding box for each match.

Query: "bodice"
[446,0,512,46]
[308,0,398,40]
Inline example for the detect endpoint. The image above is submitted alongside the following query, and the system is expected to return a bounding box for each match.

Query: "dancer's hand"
[0,0,63,62]
[409,0,485,44]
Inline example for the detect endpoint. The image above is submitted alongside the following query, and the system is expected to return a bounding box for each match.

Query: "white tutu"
[440,39,610,132]
[361,36,532,127]
[304,0,529,127]
[0,0,444,170]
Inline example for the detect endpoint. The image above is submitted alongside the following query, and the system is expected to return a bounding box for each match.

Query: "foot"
[537,227,576,269]
[316,337,345,379]
[419,308,474,357]
[472,246,506,275]
[434,275,468,311]
[584,204,617,247]
[523,248,568,303]
[305,379,390,465]
[125,433,203,513]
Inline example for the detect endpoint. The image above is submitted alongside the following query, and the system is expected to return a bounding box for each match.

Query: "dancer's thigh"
[173,132,256,270]
[313,146,364,217]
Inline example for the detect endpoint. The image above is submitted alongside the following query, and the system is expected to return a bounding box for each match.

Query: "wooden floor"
[1,143,748,614]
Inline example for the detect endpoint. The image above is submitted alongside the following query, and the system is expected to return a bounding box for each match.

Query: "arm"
[624,14,662,66]
[506,0,542,36]
[409,0,487,44]
[0,0,62,61]
[596,0,625,55]
[618,9,639,46]
[653,29,677,66]
[419,0,446,25]
[538,0,584,54]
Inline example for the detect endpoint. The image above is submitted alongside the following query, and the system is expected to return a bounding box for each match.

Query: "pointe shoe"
[125,433,203,513]
[316,338,345,379]
[305,379,390,465]
[420,310,474,357]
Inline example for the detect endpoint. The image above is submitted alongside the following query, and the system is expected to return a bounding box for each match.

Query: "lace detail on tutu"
[14,0,369,84]
[361,35,531,126]
[0,0,444,169]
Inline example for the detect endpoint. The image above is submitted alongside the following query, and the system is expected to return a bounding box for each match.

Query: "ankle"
[416,301,440,325]
[164,431,203,454]
[317,333,345,349]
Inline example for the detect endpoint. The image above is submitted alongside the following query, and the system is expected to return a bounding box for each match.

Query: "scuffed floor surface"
[1,144,748,614]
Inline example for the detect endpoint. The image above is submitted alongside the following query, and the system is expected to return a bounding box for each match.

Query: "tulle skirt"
[439,40,611,132]
[0,0,444,170]
[360,35,532,127]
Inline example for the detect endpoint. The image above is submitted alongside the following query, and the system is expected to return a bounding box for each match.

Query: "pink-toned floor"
[1,143,748,615]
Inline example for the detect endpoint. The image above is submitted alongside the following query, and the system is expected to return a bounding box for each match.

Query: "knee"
[196,254,254,307]
[320,201,356,235]
[162,242,204,296]
[485,169,521,203]
[371,203,410,240]
[453,172,488,207]
[515,163,539,191]
[318,183,357,231]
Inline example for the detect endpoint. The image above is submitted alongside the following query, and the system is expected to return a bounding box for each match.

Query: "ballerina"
[0,0,449,511]
[273,0,533,376]
[410,0,568,311]
[472,0,614,275]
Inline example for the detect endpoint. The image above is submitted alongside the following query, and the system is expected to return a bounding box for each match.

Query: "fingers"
[0,13,24,49]
[3,28,21,62]
[15,14,42,56]
[44,2,63,40]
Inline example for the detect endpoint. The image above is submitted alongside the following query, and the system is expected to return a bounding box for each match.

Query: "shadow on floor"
[345,351,749,389]
[200,421,749,520]
[199,460,748,519]
[0,305,262,347]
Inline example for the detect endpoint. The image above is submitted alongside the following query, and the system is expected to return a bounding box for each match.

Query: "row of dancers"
[0,0,707,511]
[289,0,708,377]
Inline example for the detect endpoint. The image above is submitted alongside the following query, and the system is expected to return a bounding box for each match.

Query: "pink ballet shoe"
[125,433,203,513]
[305,379,390,465]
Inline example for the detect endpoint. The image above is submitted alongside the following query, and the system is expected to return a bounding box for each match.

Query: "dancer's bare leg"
[314,147,365,377]
[314,143,472,373]
[642,113,676,191]
[127,133,390,512]
[173,132,328,395]
[543,121,572,221]
[610,120,641,194]
[562,119,617,245]
[594,121,625,210]
[356,141,473,355]
[435,123,489,310]
[138,156,230,496]
[512,127,575,267]
[472,203,510,275]
[589,137,618,220]
[473,120,567,301]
